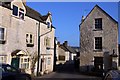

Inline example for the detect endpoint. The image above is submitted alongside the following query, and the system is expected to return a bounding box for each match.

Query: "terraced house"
[0,0,55,76]
[80,5,118,73]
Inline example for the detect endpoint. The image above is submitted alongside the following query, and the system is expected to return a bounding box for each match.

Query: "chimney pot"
[64,41,68,47]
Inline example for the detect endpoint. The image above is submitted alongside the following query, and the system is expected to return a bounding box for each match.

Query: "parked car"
[104,70,120,80]
[0,63,31,80]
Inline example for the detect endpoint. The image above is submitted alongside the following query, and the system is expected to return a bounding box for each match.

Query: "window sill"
[11,15,25,21]
[110,54,118,57]
[0,40,6,44]
[93,49,103,52]
[46,47,50,50]
[93,29,103,31]
[27,44,34,47]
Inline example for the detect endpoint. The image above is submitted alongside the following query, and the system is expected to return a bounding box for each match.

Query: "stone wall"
[80,6,118,72]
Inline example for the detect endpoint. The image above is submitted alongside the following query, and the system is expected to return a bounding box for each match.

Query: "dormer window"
[13,5,18,16]
[19,8,24,20]
[12,5,24,20]
[47,22,50,28]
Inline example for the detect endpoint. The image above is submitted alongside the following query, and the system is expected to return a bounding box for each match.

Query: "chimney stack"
[63,41,68,47]
[81,16,85,23]
[57,41,60,46]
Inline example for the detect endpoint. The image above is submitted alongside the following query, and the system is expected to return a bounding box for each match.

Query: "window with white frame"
[20,57,29,69]
[47,22,51,28]
[44,37,50,47]
[19,8,24,20]
[13,5,18,16]
[95,37,102,50]
[12,5,25,20]
[0,27,6,41]
[95,18,102,30]
[26,33,34,45]
[47,57,51,65]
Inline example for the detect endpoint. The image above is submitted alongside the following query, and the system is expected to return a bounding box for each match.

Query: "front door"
[11,57,20,69]
[94,57,103,71]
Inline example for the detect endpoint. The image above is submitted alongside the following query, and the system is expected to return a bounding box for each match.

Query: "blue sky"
[26,2,118,46]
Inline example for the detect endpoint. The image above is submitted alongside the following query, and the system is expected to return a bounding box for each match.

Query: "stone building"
[39,12,55,75]
[79,5,118,72]
[56,41,77,65]
[0,0,55,76]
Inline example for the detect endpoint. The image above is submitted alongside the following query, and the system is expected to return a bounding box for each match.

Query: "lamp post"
[37,22,40,76]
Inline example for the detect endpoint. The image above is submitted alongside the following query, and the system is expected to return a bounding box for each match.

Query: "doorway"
[94,57,103,71]
[11,57,20,69]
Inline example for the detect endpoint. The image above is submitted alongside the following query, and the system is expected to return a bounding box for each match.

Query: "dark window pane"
[13,5,18,16]
[26,34,28,43]
[26,34,28,37]
[47,22,50,28]
[20,8,24,12]
[30,34,32,43]
[19,12,24,19]
[95,37,102,49]
[95,18,102,29]
[0,28,4,40]
[59,56,65,61]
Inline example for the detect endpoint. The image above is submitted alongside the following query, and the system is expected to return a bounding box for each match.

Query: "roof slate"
[59,44,77,54]
[42,15,48,21]
[25,5,43,22]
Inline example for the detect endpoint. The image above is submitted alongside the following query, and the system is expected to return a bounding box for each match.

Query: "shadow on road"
[55,61,80,75]
[54,61,103,78]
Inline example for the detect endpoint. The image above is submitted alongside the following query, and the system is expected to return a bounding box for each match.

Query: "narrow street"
[33,61,102,80]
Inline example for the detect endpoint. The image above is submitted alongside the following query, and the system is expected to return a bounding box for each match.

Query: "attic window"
[47,22,50,28]
[12,5,24,20]
[13,5,18,16]
[19,8,24,19]
[95,18,102,30]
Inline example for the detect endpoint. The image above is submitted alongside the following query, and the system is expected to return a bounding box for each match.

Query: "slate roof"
[71,47,80,52]
[80,5,118,26]
[42,13,52,22]
[59,44,78,54]
[0,2,56,29]
[25,5,43,22]
[0,2,11,9]
[42,15,48,21]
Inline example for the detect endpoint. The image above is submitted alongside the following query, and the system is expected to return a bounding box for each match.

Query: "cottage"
[56,41,77,64]
[0,0,55,76]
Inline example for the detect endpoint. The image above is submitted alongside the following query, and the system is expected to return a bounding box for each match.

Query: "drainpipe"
[37,22,40,76]
[53,37,57,71]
